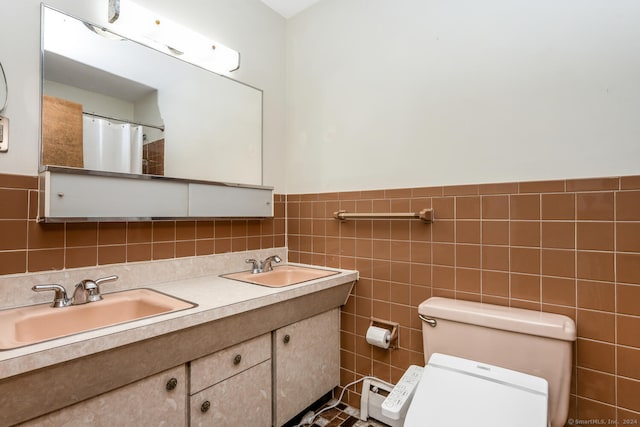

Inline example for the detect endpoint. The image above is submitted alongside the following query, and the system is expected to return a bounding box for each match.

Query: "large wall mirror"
[40,6,263,186]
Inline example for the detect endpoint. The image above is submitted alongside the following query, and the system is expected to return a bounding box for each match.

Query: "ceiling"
[260,0,322,18]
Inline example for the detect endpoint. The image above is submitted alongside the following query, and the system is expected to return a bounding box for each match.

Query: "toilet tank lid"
[419,297,576,341]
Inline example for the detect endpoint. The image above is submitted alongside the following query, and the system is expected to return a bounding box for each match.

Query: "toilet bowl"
[402,297,576,427]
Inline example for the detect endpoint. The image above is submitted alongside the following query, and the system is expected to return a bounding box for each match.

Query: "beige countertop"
[0,263,358,381]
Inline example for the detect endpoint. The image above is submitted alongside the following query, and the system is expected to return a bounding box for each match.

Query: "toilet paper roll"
[366,326,391,349]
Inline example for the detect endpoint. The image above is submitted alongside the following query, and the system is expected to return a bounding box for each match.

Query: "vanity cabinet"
[273,309,340,426]
[19,365,187,426]
[189,333,272,427]
[4,279,354,426]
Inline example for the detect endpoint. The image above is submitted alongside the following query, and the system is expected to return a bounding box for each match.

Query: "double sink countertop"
[0,263,358,381]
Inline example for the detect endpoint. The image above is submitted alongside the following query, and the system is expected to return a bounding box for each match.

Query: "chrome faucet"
[261,255,282,272]
[32,275,119,307]
[72,275,118,304]
[71,280,98,305]
[244,255,282,274]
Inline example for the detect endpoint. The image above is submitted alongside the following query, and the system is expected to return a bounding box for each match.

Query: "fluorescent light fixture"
[106,0,240,74]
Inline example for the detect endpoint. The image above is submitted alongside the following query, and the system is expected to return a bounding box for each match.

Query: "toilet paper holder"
[369,317,399,349]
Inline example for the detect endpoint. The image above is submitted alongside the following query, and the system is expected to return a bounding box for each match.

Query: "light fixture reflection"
[83,23,126,41]
[106,0,240,74]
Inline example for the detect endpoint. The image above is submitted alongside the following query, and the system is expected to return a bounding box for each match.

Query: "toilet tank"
[419,297,576,427]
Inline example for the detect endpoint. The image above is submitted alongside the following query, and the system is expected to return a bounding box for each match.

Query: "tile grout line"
[613,190,618,414]
[539,193,543,310]
[573,185,580,419]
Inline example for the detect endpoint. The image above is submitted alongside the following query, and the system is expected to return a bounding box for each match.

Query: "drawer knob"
[233,354,242,365]
[201,400,211,413]
[283,334,290,344]
[166,377,178,391]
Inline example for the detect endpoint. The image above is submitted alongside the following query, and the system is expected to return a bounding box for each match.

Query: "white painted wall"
[285,0,640,193]
[4,0,639,194]
[0,0,287,190]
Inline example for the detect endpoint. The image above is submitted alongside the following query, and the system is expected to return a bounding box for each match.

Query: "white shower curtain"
[83,117,143,174]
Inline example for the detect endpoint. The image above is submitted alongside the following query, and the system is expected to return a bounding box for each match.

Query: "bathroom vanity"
[0,256,356,426]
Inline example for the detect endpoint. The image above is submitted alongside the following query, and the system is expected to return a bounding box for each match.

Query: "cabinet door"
[189,183,273,217]
[42,170,189,219]
[273,309,340,426]
[190,360,271,427]
[18,365,186,427]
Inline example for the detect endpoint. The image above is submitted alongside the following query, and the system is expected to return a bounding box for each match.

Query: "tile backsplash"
[287,176,640,425]
[1,171,639,425]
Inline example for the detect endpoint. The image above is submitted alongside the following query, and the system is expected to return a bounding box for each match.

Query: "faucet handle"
[95,275,118,286]
[245,259,261,274]
[92,275,118,301]
[32,284,71,308]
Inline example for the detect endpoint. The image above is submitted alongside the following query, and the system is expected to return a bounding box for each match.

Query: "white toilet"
[403,297,576,427]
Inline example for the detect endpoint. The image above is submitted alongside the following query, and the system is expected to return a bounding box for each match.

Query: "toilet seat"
[404,353,549,427]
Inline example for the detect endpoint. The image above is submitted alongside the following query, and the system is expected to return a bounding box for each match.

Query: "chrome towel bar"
[333,208,433,223]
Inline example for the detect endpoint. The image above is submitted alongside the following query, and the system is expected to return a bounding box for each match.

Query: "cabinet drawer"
[190,333,270,394]
[190,360,271,427]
